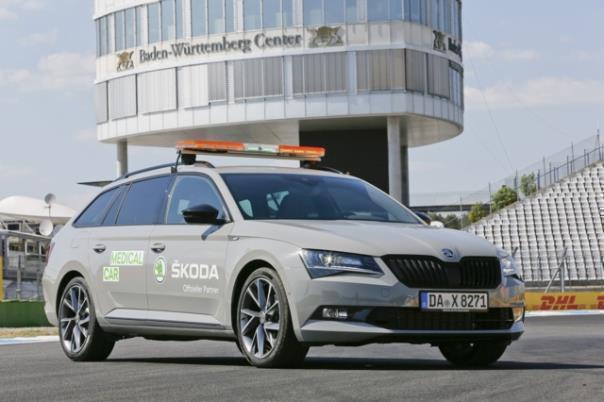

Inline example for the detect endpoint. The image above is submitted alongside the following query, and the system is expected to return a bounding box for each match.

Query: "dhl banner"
[526,291,604,311]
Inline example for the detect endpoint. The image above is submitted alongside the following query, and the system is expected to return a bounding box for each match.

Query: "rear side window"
[102,186,127,226]
[116,176,172,226]
[74,187,120,228]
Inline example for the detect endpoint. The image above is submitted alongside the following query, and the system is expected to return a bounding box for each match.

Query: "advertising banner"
[526,292,604,311]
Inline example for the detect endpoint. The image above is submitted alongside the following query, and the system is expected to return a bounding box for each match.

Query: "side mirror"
[182,204,227,225]
[414,211,432,225]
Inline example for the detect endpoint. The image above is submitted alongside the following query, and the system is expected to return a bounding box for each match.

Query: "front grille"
[366,308,514,331]
[382,255,501,289]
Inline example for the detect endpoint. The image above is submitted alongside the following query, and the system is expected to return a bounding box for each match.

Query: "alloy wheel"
[239,277,281,359]
[59,284,91,354]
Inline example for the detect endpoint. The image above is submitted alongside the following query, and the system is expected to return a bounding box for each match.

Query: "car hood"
[233,220,497,259]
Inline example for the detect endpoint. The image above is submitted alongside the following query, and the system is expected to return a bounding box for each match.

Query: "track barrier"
[0,301,49,327]
[525,291,604,311]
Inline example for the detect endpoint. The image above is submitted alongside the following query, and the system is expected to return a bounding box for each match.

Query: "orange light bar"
[177,140,245,153]
[278,145,326,159]
[176,140,325,161]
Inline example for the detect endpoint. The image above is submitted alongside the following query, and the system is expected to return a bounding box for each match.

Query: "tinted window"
[74,187,120,228]
[166,176,226,224]
[102,187,127,226]
[116,176,172,226]
[222,174,421,224]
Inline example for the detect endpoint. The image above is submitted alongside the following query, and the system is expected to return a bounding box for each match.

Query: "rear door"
[147,174,231,323]
[88,176,172,317]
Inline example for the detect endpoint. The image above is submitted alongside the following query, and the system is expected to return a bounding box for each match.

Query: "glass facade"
[96,0,462,56]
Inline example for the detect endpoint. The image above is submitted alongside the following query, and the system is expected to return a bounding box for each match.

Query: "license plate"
[420,291,488,312]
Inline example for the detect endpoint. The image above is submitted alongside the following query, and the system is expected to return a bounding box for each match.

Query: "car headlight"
[300,249,383,279]
[497,248,523,281]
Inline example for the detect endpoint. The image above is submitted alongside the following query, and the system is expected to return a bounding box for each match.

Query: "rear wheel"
[439,341,508,367]
[236,268,308,368]
[58,277,115,361]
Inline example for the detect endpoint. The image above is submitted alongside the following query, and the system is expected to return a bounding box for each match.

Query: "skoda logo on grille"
[441,249,456,259]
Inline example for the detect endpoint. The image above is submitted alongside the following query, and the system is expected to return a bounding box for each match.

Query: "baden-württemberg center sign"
[95,0,464,204]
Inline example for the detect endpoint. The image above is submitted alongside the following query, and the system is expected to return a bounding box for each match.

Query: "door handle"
[151,243,166,254]
[93,244,106,254]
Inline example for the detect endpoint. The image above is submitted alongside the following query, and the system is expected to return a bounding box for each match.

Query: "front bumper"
[284,258,525,345]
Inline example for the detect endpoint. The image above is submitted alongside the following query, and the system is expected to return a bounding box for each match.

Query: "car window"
[221,173,422,224]
[74,187,120,228]
[116,176,172,226]
[166,175,226,224]
[101,186,127,226]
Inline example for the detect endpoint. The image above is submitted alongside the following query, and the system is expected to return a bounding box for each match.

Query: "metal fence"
[459,135,604,208]
[1,231,49,301]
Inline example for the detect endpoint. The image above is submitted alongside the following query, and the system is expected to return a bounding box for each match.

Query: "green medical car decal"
[102,267,120,282]
[111,251,144,266]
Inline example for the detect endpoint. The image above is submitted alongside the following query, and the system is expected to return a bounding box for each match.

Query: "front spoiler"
[299,320,524,346]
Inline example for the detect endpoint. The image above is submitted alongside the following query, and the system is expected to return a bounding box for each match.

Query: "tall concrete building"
[94,0,464,204]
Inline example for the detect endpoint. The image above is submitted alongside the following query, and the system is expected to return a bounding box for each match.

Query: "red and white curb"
[526,310,604,318]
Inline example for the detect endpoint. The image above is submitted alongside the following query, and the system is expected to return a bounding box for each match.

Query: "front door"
[147,174,231,322]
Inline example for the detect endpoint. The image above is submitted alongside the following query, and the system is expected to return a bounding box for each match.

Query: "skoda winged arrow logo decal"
[441,249,456,259]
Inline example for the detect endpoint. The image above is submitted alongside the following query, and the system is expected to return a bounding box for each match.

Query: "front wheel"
[58,277,115,361]
[439,341,508,367]
[236,268,308,368]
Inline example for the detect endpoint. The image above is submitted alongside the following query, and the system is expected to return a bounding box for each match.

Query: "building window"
[282,0,293,26]
[405,49,426,93]
[427,54,450,98]
[263,0,281,29]
[148,3,161,44]
[192,0,207,37]
[107,14,115,53]
[368,0,388,22]
[244,0,262,30]
[162,0,176,41]
[294,53,347,95]
[449,62,463,106]
[115,11,125,51]
[109,76,137,120]
[99,17,108,56]
[95,82,108,123]
[405,0,421,23]
[346,0,362,23]
[226,0,235,32]
[125,8,136,48]
[325,0,345,24]
[234,57,284,100]
[176,0,185,39]
[136,6,145,46]
[390,0,403,20]
[304,0,322,26]
[138,69,178,114]
[208,0,225,34]
[208,62,227,101]
[356,50,405,92]
[96,20,101,57]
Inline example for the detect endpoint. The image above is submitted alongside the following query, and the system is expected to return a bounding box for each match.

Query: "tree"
[520,173,538,197]
[428,213,466,230]
[468,203,489,224]
[492,185,518,212]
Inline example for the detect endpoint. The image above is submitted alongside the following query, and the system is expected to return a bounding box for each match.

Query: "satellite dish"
[44,193,56,206]
[39,219,54,237]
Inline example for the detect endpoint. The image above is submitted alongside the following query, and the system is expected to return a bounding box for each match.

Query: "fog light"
[513,307,525,322]
[322,307,348,320]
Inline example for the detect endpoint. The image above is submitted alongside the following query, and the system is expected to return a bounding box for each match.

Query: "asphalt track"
[1,316,603,402]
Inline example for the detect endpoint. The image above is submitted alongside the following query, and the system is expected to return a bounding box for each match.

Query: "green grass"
[0,327,57,338]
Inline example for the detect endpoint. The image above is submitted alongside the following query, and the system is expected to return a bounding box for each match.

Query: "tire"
[439,341,508,367]
[57,277,115,362]
[236,267,308,368]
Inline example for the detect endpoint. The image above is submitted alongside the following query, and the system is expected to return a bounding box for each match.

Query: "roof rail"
[118,159,215,181]
[300,161,343,174]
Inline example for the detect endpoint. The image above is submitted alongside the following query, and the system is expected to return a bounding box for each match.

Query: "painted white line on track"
[526,310,604,318]
[0,336,59,346]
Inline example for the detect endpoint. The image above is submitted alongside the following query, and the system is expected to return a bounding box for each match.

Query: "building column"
[116,140,128,178]
[387,116,409,205]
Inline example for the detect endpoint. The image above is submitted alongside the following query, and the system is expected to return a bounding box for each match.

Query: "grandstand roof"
[0,196,75,224]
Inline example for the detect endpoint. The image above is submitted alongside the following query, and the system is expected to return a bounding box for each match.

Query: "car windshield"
[221,173,422,224]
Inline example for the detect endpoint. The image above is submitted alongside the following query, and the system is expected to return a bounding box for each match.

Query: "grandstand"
[466,138,604,287]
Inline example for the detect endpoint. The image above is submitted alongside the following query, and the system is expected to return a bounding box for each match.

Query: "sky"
[0,0,603,209]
